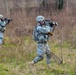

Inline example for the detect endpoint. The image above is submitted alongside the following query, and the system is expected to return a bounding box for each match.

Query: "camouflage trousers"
[0,32,3,45]
[33,43,51,64]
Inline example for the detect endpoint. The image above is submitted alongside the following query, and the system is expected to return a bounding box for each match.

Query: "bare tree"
[56,0,64,10]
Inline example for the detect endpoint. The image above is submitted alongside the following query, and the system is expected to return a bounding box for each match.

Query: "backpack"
[33,25,40,41]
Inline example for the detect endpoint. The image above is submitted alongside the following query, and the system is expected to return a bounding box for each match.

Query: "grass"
[0,36,76,75]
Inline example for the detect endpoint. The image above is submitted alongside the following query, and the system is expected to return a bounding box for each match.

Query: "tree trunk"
[56,0,64,10]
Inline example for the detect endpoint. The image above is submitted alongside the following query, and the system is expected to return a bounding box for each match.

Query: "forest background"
[0,0,76,75]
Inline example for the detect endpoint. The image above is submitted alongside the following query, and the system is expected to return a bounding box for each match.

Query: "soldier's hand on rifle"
[55,22,58,26]
[52,21,58,26]
[47,32,53,36]
[49,21,58,27]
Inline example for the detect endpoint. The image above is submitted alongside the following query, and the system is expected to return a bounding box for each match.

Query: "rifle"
[0,18,12,32]
[4,18,12,24]
[45,19,58,36]
[0,18,12,25]
[45,20,63,64]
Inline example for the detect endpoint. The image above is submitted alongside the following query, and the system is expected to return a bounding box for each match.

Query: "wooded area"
[0,0,75,47]
[0,1,76,75]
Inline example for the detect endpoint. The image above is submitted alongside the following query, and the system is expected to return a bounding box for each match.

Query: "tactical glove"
[47,32,53,36]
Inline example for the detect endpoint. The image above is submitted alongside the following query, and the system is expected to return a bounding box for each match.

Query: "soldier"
[0,14,12,45]
[30,15,58,68]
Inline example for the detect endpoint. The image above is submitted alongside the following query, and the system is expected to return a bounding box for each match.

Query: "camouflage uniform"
[0,19,9,44]
[33,24,52,64]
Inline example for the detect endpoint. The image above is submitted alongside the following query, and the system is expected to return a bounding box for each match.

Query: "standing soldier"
[0,14,12,45]
[30,15,58,68]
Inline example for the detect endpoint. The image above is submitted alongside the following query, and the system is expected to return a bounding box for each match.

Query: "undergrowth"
[0,36,76,75]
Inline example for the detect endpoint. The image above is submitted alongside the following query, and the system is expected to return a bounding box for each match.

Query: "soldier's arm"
[4,18,12,25]
[0,21,7,27]
[37,25,50,34]
[50,22,58,32]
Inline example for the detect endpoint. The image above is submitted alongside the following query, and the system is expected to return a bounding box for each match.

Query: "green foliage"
[0,63,9,75]
[0,36,76,75]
